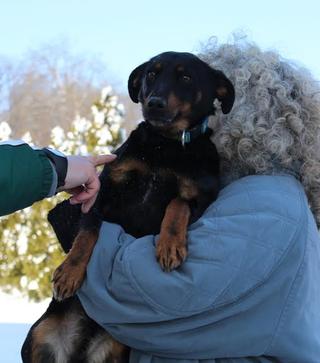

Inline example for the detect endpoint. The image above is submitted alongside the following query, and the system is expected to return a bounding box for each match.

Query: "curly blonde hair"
[199,37,320,226]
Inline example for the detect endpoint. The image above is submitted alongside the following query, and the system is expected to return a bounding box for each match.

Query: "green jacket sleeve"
[0,141,54,216]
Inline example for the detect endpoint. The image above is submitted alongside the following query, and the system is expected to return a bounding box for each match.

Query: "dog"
[21,51,235,363]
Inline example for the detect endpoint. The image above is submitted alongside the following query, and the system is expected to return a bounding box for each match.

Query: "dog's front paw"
[52,260,86,301]
[156,238,187,272]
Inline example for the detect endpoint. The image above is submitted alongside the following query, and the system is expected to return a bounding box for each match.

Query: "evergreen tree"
[0,87,124,301]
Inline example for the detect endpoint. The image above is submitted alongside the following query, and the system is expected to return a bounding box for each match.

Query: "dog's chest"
[110,126,216,195]
[108,154,180,205]
[98,128,219,236]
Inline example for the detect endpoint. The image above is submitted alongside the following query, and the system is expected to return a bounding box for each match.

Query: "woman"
[75,39,320,362]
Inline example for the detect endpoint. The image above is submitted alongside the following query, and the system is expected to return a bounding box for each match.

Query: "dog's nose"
[147,97,167,109]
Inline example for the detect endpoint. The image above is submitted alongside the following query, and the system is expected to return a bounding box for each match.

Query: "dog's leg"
[85,333,129,363]
[156,197,190,272]
[53,228,99,301]
[29,315,82,363]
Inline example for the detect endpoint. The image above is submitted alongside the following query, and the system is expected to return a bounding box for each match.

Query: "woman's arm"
[0,141,55,216]
[77,175,309,360]
[0,140,116,216]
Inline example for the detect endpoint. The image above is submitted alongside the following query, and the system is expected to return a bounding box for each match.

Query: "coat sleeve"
[77,175,308,360]
[0,141,55,216]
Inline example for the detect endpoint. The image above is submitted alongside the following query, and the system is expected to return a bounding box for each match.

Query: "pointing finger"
[90,154,117,167]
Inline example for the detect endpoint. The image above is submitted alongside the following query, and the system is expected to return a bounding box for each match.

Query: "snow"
[0,291,50,323]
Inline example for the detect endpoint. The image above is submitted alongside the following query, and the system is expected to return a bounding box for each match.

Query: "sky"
[0,0,320,90]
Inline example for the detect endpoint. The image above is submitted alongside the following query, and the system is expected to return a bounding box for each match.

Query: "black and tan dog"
[21,51,235,363]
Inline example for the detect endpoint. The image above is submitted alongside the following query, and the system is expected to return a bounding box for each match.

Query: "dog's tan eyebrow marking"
[154,62,162,70]
[176,65,185,72]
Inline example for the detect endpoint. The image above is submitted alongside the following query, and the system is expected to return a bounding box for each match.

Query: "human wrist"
[42,148,68,190]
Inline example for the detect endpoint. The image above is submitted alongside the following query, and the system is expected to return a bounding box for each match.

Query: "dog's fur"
[21,51,235,363]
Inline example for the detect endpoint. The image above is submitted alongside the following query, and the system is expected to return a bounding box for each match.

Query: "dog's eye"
[182,75,191,83]
[147,72,156,81]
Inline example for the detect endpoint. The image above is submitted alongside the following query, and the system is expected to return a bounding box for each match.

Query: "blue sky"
[0,0,319,89]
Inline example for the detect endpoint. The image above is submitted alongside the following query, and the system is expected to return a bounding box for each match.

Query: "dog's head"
[128,51,234,135]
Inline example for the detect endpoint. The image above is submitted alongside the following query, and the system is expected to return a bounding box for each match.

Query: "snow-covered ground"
[0,291,50,362]
[0,291,50,323]
[0,323,30,363]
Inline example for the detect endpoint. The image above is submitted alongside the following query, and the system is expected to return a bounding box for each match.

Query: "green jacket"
[0,141,54,216]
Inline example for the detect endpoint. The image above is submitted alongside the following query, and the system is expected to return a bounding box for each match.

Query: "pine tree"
[0,87,124,301]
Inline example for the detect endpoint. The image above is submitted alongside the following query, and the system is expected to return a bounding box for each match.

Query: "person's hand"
[58,154,117,213]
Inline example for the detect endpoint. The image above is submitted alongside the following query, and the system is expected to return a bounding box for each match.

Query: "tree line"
[0,40,140,300]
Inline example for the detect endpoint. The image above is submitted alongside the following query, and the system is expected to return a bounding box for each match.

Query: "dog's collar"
[181,117,209,146]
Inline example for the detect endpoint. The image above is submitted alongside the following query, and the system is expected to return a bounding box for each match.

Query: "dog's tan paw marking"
[156,238,187,272]
[52,260,86,301]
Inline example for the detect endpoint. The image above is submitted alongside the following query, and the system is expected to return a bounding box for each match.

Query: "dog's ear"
[212,70,235,114]
[128,61,149,103]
